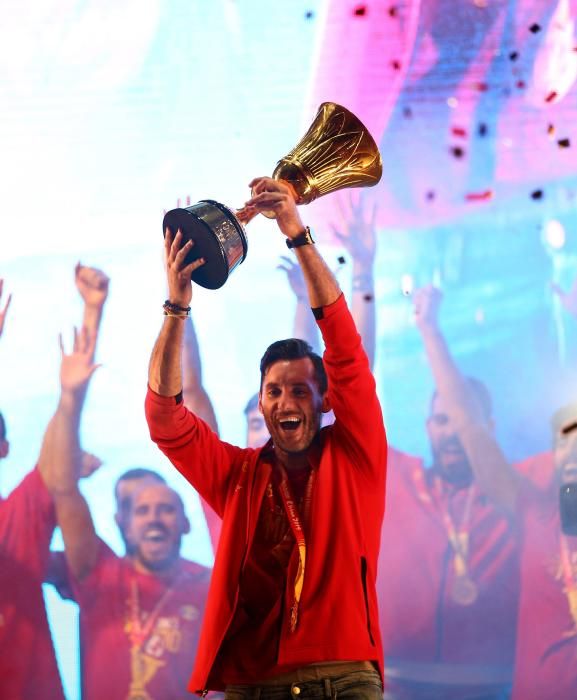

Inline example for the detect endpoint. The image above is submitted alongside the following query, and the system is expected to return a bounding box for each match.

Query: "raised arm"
[414,285,519,512]
[39,327,101,580]
[332,196,377,370]
[148,230,206,396]
[246,178,385,479]
[74,263,109,361]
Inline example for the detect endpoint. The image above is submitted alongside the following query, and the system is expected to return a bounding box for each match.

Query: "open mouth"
[278,416,302,432]
[143,528,168,543]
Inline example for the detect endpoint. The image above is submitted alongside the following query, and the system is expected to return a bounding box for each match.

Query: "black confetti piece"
[558,138,571,148]
[529,23,541,34]
[353,5,366,16]
[509,50,519,61]
[478,123,488,137]
[337,256,346,265]
[450,146,465,159]
[531,189,544,200]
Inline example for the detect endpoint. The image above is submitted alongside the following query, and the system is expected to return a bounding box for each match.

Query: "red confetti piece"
[531,189,544,200]
[388,6,398,17]
[475,82,489,92]
[391,60,401,70]
[529,23,541,34]
[353,5,366,16]
[450,146,465,159]
[545,91,558,103]
[465,190,493,202]
[558,138,571,148]
[516,80,526,89]
[451,126,467,138]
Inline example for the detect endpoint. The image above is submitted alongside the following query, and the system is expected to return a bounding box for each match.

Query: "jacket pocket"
[360,556,375,646]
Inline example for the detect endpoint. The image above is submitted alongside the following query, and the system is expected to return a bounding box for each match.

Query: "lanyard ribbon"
[270,465,316,632]
[559,534,577,632]
[414,469,475,577]
[127,573,182,649]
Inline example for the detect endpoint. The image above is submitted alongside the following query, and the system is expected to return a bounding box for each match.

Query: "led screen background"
[0,1,576,698]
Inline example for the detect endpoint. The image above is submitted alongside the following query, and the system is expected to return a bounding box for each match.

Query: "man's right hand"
[164,228,205,307]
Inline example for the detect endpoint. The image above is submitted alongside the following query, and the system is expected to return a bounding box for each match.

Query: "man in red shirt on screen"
[0,280,66,700]
[39,320,212,699]
[378,285,519,700]
[145,177,387,698]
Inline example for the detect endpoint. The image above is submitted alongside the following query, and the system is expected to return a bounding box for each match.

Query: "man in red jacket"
[146,176,387,698]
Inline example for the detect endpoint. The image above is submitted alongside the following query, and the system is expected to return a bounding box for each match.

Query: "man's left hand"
[245,177,306,240]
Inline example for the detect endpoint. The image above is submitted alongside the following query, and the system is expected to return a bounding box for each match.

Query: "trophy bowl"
[163,200,247,290]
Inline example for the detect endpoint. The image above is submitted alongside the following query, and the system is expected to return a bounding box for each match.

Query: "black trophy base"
[162,200,247,290]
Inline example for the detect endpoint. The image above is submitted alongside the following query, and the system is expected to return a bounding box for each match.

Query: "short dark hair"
[244,393,259,415]
[430,377,492,422]
[259,338,327,395]
[114,468,165,501]
[0,411,5,442]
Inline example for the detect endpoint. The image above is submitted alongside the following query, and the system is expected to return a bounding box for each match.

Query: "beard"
[132,532,181,573]
[264,412,322,455]
[432,436,474,487]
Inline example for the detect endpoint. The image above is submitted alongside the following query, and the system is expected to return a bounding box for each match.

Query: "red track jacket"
[145,293,387,694]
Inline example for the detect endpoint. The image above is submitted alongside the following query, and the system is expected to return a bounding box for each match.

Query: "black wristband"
[163,299,191,314]
[286,226,314,249]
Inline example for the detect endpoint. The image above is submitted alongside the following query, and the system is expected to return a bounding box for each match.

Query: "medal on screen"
[451,574,479,606]
[162,102,382,289]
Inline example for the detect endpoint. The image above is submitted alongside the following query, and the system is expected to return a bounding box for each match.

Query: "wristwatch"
[286,226,315,249]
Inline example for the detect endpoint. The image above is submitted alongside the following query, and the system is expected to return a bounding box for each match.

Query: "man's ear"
[321,394,331,414]
[258,393,264,415]
[183,516,191,535]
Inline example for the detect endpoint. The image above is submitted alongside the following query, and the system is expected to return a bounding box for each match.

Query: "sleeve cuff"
[312,293,345,321]
[146,385,183,405]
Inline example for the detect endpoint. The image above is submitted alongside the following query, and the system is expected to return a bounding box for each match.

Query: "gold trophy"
[162,102,383,289]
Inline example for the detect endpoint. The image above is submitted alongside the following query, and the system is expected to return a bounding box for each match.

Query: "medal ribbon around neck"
[128,572,184,650]
[559,534,577,633]
[269,465,316,632]
[414,470,475,579]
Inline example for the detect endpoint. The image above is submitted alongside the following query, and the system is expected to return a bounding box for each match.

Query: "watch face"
[560,483,577,535]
